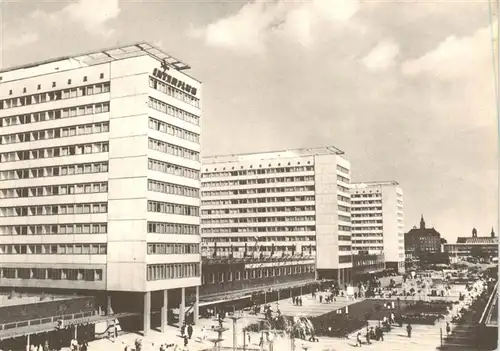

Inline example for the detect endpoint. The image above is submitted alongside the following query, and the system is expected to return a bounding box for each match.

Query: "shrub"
[401,313,438,325]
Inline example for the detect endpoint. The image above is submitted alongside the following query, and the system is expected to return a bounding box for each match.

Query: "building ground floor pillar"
[106,294,113,315]
[161,289,168,332]
[143,291,151,336]
[193,286,199,325]
[179,287,185,326]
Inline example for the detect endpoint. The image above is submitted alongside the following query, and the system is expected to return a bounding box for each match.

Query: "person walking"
[356,332,362,347]
[446,322,451,335]
[406,324,412,338]
[365,328,371,345]
[187,324,193,339]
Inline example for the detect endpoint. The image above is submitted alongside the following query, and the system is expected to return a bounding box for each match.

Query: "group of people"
[178,323,194,348]
[291,296,303,306]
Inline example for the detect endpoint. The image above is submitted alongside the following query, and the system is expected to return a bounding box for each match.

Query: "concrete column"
[193,286,199,324]
[143,291,151,336]
[26,334,30,351]
[179,288,185,326]
[161,289,168,332]
[106,294,112,315]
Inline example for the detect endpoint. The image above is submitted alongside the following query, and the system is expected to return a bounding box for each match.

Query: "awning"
[199,278,317,304]
[199,295,252,307]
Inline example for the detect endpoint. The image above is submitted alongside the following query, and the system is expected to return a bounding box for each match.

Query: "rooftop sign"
[152,68,198,97]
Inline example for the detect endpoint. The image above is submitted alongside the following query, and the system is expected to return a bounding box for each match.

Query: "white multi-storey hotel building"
[351,181,405,273]
[201,147,354,284]
[0,43,202,333]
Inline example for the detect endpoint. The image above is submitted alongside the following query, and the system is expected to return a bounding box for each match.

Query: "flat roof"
[0,42,196,78]
[203,146,345,164]
[352,180,400,186]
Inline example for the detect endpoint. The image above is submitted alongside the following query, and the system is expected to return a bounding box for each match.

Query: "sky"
[0,0,498,242]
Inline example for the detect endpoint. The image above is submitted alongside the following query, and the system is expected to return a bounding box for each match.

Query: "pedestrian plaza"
[85,284,473,351]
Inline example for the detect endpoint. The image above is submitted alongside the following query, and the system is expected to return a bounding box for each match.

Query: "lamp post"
[229,313,243,350]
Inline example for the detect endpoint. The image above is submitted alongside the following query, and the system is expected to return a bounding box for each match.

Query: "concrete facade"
[0,43,202,332]
[201,147,353,284]
[351,181,405,273]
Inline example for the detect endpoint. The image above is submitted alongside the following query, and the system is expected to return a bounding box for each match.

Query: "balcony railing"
[0,310,97,331]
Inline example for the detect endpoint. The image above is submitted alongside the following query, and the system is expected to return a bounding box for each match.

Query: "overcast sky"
[0,0,498,242]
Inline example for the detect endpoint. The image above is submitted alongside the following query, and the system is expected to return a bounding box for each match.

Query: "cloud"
[62,0,121,36]
[190,0,360,53]
[361,40,400,72]
[401,22,495,80]
[2,32,39,50]
[31,0,121,37]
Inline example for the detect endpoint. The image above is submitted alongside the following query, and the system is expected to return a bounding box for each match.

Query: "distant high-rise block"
[201,147,353,283]
[351,181,405,273]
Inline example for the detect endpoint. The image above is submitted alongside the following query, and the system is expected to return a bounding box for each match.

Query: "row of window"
[0,182,108,199]
[202,166,315,178]
[202,186,315,197]
[149,77,200,109]
[338,246,352,251]
[339,235,352,241]
[148,97,199,126]
[203,264,315,284]
[147,221,199,235]
[147,200,198,217]
[148,158,199,180]
[147,179,199,198]
[202,235,315,243]
[352,226,383,231]
[202,206,315,215]
[2,101,109,129]
[146,263,200,281]
[352,220,383,224]
[351,208,383,214]
[351,193,381,198]
[201,225,316,234]
[337,185,350,193]
[338,195,350,203]
[0,268,103,281]
[148,117,199,144]
[1,82,110,111]
[352,240,383,244]
[0,223,107,236]
[201,195,315,206]
[353,247,383,252]
[339,225,352,232]
[0,244,107,255]
[1,121,109,145]
[338,215,351,223]
[351,201,383,205]
[0,161,109,181]
[353,233,383,237]
[147,243,199,255]
[1,142,109,163]
[148,138,199,162]
[338,205,350,212]
[4,73,105,97]
[202,216,315,225]
[0,203,107,217]
[336,165,349,174]
[337,175,350,183]
[202,176,315,188]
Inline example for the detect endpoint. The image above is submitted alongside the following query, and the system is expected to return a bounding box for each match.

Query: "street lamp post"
[229,314,243,350]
